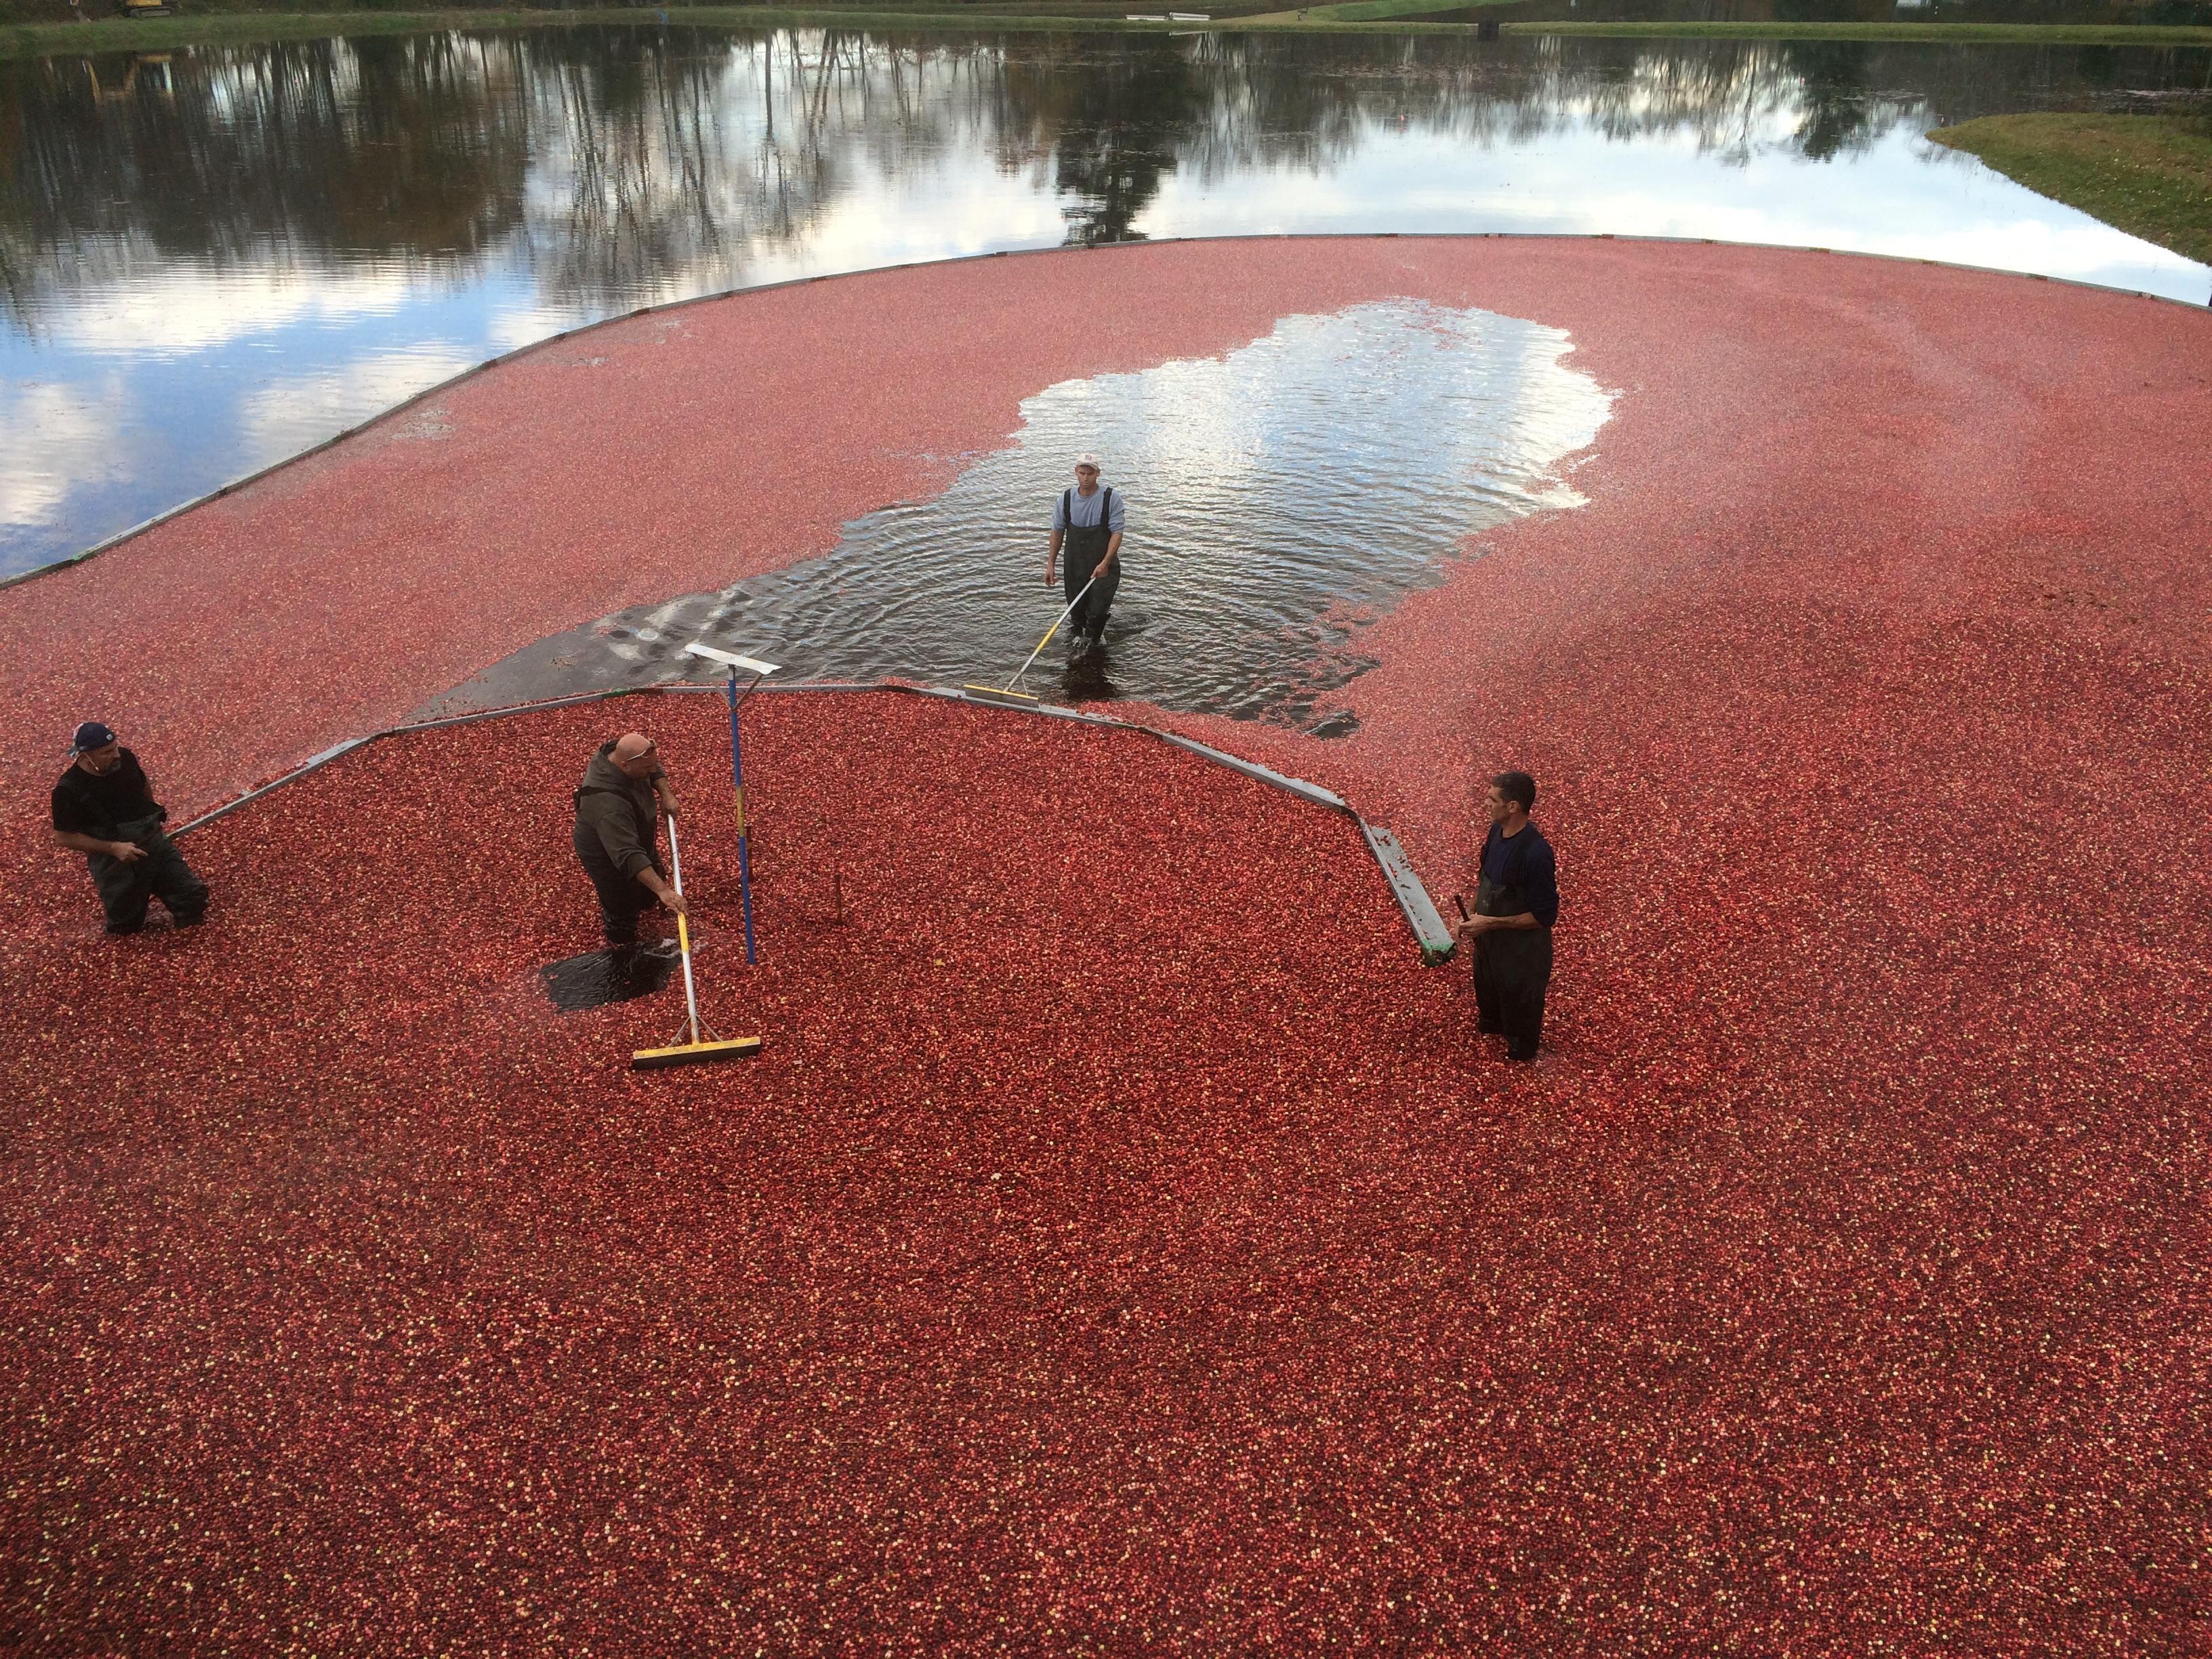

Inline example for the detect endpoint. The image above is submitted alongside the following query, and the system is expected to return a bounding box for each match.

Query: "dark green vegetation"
[6,0,2209,60]
[1931,112,2212,265]
[1526,19,2212,39]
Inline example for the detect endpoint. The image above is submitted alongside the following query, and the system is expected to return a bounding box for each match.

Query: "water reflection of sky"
[3,28,2207,577]
[1143,120,2197,294]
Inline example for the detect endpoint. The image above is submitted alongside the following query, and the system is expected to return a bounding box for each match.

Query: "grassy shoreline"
[6,4,2211,58]
[1931,113,2212,268]
[1518,20,2212,43]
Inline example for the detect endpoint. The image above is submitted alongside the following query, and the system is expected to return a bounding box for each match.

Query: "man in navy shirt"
[50,720,209,936]
[1044,452,1126,656]
[1456,770,1558,1063]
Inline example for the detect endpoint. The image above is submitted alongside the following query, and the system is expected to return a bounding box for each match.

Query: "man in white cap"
[49,720,209,935]
[1044,452,1126,656]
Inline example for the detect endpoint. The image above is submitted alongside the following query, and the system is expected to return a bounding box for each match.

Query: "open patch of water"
[426,299,1612,731]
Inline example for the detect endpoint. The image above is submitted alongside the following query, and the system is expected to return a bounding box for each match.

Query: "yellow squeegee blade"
[630,1036,764,1070]
[962,683,1040,705]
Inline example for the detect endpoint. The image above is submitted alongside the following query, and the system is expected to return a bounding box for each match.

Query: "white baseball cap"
[1074,453,1101,470]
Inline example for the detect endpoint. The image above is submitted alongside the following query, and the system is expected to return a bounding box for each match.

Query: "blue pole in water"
[726,667,759,965]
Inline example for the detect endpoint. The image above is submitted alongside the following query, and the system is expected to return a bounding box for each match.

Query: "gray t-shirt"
[1052,486,1126,534]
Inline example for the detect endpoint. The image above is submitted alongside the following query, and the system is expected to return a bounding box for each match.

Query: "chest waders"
[1472,844,1553,1061]
[83,811,208,935]
[573,781,666,948]
[1061,486,1120,644]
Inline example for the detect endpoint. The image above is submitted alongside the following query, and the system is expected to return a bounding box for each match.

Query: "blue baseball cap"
[70,721,117,754]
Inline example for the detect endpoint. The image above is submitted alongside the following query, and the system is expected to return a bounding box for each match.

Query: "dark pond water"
[3,24,2208,583]
[424,298,1612,729]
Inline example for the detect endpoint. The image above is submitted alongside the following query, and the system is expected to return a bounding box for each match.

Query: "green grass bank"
[1930,112,2212,268]
[1511,19,2212,42]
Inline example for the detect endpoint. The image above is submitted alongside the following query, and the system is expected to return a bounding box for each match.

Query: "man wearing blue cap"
[50,722,208,935]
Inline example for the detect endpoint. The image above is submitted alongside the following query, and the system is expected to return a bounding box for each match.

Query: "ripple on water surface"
[433,300,1612,731]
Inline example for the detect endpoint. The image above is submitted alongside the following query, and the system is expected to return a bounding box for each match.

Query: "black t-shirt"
[1479,822,1559,929]
[52,750,163,838]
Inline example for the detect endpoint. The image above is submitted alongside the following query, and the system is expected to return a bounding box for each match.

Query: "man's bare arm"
[635,865,687,914]
[1047,527,1064,584]
[55,830,144,862]
[1457,909,1538,939]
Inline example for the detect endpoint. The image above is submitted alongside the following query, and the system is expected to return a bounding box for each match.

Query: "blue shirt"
[1052,485,1126,534]
[1479,823,1559,929]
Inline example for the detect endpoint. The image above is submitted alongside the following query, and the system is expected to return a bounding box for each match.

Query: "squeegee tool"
[684,642,781,678]
[966,576,1098,707]
[961,683,1040,706]
[632,1036,762,1069]
[630,815,762,1071]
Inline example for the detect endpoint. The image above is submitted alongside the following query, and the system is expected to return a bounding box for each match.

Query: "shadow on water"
[423,299,1612,732]
[539,946,679,1012]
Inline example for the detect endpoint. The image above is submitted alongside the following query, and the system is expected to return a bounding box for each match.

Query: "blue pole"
[726,668,759,965]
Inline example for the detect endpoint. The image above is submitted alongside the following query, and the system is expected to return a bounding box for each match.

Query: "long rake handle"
[726,668,759,966]
[665,815,702,1046]
[1007,575,1097,692]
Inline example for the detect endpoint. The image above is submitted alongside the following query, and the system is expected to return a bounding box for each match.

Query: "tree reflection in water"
[4,26,2208,321]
